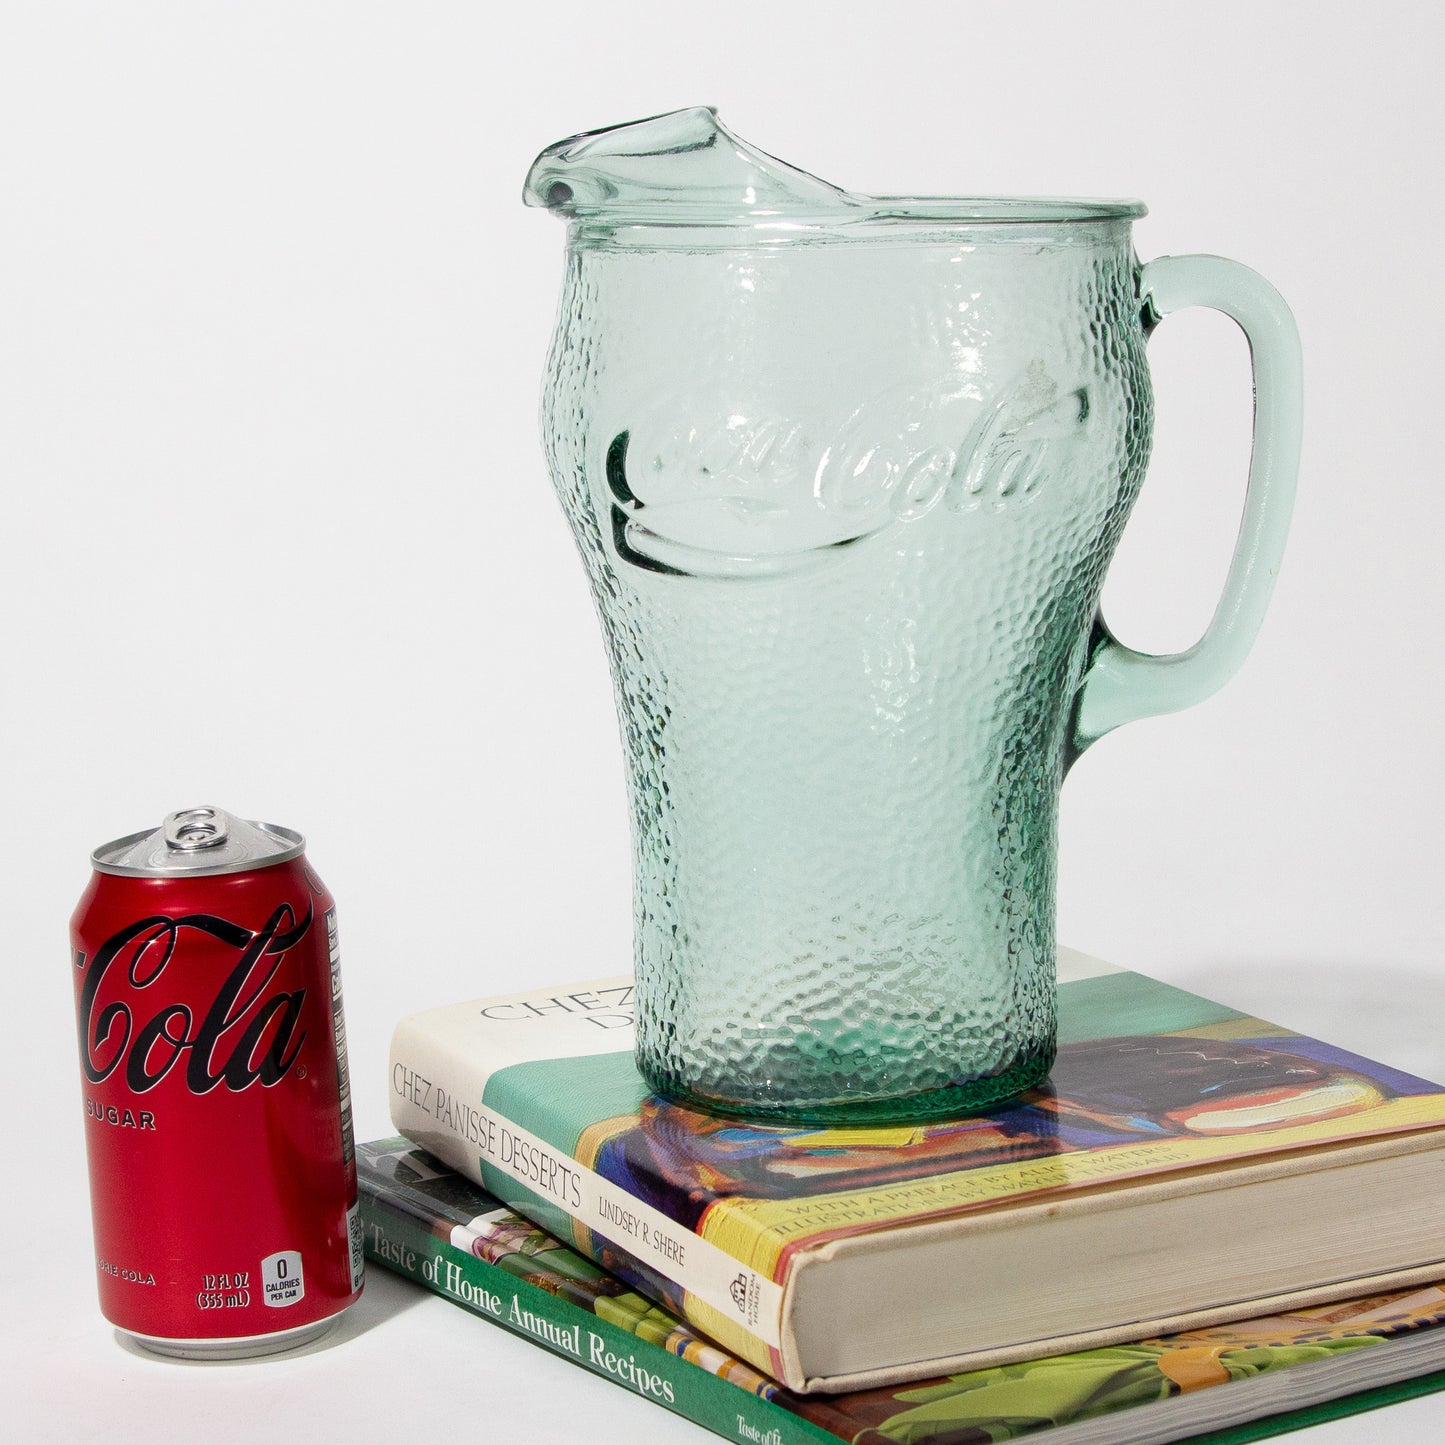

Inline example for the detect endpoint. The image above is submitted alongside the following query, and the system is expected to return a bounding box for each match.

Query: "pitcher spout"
[523,105,856,223]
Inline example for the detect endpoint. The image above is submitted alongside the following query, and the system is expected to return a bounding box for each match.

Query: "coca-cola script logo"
[77,903,312,1094]
[603,364,1093,579]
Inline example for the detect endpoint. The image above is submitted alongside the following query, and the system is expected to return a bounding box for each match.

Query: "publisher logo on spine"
[728,1271,763,1331]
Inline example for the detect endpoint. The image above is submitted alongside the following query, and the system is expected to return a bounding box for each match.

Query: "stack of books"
[365,950,1445,1442]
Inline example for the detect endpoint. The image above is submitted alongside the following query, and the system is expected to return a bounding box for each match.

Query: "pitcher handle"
[1073,254,1303,752]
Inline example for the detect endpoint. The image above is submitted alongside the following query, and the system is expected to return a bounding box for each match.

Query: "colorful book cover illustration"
[359,1138,1445,1445]
[388,953,1445,1383]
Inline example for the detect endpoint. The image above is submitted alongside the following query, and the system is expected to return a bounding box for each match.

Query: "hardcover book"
[359,1137,1445,1445]
[387,950,1445,1392]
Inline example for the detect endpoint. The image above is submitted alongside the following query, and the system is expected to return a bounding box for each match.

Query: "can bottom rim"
[123,1310,345,1361]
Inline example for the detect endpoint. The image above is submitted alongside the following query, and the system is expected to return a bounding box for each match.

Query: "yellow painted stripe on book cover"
[699,1096,1445,1279]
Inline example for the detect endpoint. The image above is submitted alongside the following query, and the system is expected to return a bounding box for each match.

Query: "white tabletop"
[4,3,1442,1440]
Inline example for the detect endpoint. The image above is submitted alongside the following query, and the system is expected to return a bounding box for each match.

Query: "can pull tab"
[163,807,231,852]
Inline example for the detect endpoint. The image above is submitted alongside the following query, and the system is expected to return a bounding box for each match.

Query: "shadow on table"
[113,1267,425,1367]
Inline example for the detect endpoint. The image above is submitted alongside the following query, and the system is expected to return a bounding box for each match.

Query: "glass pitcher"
[525,108,1301,1124]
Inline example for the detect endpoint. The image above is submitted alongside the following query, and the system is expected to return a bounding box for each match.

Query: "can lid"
[91,807,305,878]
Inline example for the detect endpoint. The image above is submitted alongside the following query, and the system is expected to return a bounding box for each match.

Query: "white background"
[2,2,1441,1440]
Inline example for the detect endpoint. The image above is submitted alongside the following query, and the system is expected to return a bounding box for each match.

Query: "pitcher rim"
[548,195,1146,227]
[561,204,1146,252]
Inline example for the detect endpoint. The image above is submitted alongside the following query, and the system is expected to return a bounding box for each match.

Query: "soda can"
[71,806,364,1357]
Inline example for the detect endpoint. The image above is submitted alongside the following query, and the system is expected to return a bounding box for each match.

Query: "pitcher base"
[646,1045,1055,1126]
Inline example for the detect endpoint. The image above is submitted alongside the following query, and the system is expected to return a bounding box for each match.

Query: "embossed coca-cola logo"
[604,363,1092,578]
[77,904,312,1094]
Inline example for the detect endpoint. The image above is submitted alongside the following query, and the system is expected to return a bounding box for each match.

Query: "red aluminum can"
[71,807,363,1357]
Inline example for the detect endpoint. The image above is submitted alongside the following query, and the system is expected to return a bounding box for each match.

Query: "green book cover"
[359,1137,1445,1445]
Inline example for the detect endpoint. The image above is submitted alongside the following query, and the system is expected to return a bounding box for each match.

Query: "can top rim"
[91,810,306,877]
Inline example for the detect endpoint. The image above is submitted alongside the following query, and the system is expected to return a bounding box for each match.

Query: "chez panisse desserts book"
[359,1137,1445,1445]
[386,950,1445,1394]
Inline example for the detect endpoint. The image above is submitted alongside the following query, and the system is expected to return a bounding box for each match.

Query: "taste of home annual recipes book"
[388,951,1445,1393]
[360,1138,1445,1445]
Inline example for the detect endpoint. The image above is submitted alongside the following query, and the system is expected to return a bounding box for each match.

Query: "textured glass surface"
[527,110,1300,1123]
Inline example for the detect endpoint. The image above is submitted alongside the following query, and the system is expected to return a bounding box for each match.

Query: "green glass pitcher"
[525,108,1302,1124]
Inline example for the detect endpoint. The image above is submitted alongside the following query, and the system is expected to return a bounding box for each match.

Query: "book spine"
[388,1017,787,1370]
[360,1186,834,1445]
